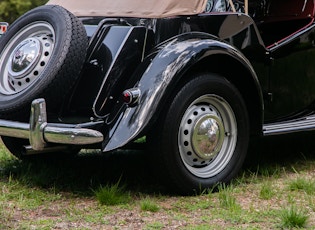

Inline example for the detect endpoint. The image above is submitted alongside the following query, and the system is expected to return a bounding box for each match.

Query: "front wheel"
[150,73,249,194]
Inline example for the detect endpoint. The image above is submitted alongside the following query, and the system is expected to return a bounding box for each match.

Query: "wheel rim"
[0,22,55,95]
[178,94,237,178]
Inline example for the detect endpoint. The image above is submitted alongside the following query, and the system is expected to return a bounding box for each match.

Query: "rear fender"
[103,33,263,151]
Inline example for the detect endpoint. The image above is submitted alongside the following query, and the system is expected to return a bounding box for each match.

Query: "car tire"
[149,73,249,194]
[0,5,88,121]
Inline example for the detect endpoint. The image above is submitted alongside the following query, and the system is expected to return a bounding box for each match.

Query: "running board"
[263,115,315,135]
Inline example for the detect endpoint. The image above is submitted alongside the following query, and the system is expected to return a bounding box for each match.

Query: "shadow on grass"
[1,132,315,196]
[0,146,163,196]
[245,132,315,171]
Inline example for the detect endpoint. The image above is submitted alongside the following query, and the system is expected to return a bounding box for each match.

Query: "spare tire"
[0,5,88,121]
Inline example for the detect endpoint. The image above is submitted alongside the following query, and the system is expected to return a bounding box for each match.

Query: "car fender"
[103,33,263,151]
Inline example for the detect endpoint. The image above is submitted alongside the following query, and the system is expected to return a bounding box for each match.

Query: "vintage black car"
[0,0,313,194]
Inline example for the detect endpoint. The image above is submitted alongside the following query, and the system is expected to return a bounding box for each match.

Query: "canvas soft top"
[46,0,208,18]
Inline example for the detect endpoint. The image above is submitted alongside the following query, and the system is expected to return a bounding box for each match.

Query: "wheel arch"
[178,53,264,136]
[103,36,264,151]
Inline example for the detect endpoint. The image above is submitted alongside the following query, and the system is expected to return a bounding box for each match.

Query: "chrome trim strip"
[0,98,103,150]
[263,115,315,135]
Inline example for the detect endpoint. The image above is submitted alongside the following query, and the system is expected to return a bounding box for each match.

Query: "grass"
[288,177,315,195]
[280,205,309,228]
[94,179,131,205]
[259,182,275,200]
[140,198,160,212]
[1,133,315,228]
[217,184,240,211]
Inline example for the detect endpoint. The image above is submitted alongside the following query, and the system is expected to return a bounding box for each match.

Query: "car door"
[259,0,315,121]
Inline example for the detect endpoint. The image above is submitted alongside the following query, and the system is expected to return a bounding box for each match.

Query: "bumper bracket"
[0,98,104,151]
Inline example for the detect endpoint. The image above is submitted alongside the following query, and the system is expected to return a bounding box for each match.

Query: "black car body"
[0,0,313,194]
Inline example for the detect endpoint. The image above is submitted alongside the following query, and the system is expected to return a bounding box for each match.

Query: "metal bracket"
[29,98,47,150]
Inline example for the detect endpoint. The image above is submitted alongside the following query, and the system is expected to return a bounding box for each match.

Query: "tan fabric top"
[46,0,208,18]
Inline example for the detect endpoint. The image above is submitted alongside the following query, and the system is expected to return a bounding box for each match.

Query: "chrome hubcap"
[178,95,237,178]
[0,22,55,95]
[9,38,41,77]
[192,114,224,161]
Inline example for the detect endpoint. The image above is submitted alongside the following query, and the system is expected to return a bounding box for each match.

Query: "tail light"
[122,88,141,106]
[0,22,8,37]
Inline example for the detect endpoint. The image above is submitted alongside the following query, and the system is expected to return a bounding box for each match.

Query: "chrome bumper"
[0,98,103,150]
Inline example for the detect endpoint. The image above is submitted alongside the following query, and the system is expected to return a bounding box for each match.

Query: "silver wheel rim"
[0,22,55,95]
[178,94,237,178]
